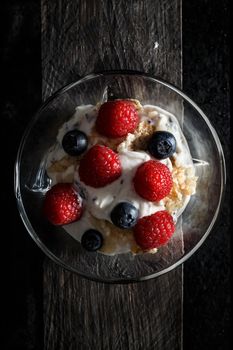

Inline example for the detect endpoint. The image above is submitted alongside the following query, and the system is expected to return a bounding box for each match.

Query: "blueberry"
[110,202,139,229]
[147,131,176,159]
[81,229,103,251]
[62,129,88,156]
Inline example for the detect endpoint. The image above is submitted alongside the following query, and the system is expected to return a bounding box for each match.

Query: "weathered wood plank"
[41,0,182,97]
[42,1,183,349]
[44,266,183,350]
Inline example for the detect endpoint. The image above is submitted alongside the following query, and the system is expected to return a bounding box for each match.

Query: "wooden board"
[42,1,183,349]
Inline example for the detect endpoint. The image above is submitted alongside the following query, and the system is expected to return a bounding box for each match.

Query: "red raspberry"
[43,183,83,225]
[133,210,175,250]
[133,160,173,201]
[96,100,139,138]
[78,144,122,188]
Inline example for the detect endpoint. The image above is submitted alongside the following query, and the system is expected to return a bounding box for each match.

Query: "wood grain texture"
[44,266,182,350]
[42,1,183,349]
[41,0,182,97]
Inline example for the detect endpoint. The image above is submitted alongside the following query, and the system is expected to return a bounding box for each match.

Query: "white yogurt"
[47,105,99,166]
[46,103,196,254]
[57,104,97,142]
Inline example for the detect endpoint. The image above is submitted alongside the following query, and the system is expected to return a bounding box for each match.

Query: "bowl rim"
[14,70,226,283]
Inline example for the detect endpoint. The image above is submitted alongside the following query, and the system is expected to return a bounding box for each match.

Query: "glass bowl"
[14,71,226,283]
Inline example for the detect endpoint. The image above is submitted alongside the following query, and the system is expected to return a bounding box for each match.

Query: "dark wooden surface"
[42,1,183,349]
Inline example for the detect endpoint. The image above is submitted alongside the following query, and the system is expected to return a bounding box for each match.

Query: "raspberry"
[78,144,122,188]
[96,100,139,138]
[133,210,175,250]
[133,160,173,201]
[43,183,83,225]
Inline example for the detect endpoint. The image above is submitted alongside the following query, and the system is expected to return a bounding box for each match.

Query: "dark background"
[1,0,230,349]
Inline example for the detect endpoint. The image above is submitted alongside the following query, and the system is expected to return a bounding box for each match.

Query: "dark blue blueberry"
[147,131,176,159]
[110,202,139,229]
[81,229,103,251]
[62,129,88,156]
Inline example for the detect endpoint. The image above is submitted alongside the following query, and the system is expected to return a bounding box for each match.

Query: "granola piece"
[90,215,140,254]
[117,121,157,152]
[47,155,77,173]
[47,155,78,183]
[165,166,198,213]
